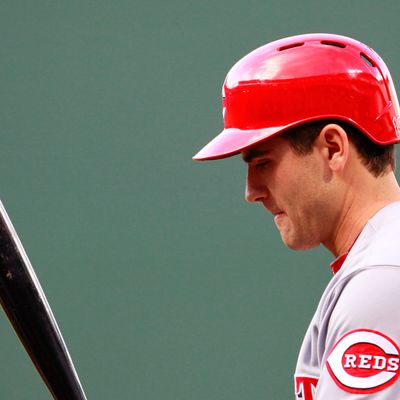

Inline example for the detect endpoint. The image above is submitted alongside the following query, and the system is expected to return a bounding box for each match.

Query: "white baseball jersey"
[294,201,400,399]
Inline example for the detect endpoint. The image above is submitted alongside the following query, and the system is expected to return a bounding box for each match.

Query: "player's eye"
[255,160,269,168]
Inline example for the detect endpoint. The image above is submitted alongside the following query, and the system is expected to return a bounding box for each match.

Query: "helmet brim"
[192,126,289,161]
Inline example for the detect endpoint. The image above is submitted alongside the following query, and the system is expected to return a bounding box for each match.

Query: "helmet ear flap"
[193,33,400,161]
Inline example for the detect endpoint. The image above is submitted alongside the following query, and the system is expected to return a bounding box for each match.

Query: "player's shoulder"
[329,266,400,338]
[321,266,400,397]
[337,266,400,311]
[342,202,400,273]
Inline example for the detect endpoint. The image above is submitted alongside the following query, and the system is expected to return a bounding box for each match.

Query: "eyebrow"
[241,149,270,163]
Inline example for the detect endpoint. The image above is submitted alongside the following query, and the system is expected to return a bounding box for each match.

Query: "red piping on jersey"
[330,252,349,275]
[330,234,360,275]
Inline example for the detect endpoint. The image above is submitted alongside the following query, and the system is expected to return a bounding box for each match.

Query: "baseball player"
[193,33,400,399]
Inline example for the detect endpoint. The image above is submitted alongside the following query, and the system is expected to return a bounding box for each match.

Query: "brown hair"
[281,120,396,177]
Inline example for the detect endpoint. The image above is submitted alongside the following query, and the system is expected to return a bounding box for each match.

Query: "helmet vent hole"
[360,52,375,67]
[320,40,346,48]
[278,42,304,51]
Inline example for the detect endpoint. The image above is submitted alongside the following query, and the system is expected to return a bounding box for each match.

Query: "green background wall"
[0,1,399,398]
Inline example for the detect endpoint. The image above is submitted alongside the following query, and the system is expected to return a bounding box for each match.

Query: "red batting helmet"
[193,33,400,161]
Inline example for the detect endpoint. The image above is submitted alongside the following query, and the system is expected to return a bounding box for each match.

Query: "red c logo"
[326,329,400,394]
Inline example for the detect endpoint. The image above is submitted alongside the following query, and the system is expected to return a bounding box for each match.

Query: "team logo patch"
[326,329,400,394]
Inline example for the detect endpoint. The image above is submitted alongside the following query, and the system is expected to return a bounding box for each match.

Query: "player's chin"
[280,233,319,251]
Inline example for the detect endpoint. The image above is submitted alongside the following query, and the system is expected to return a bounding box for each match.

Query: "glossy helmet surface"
[193,33,400,160]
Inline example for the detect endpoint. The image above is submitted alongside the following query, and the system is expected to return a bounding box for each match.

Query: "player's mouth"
[273,212,288,228]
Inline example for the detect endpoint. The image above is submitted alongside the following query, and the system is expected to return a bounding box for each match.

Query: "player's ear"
[316,123,349,172]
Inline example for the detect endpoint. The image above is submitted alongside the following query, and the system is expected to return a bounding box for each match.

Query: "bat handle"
[0,200,88,399]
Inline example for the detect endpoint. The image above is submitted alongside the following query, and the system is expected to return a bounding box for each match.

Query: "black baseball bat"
[0,201,87,400]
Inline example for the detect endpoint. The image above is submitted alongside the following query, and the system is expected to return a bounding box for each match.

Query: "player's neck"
[323,171,400,257]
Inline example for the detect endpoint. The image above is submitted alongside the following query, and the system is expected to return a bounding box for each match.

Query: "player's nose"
[245,174,268,203]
